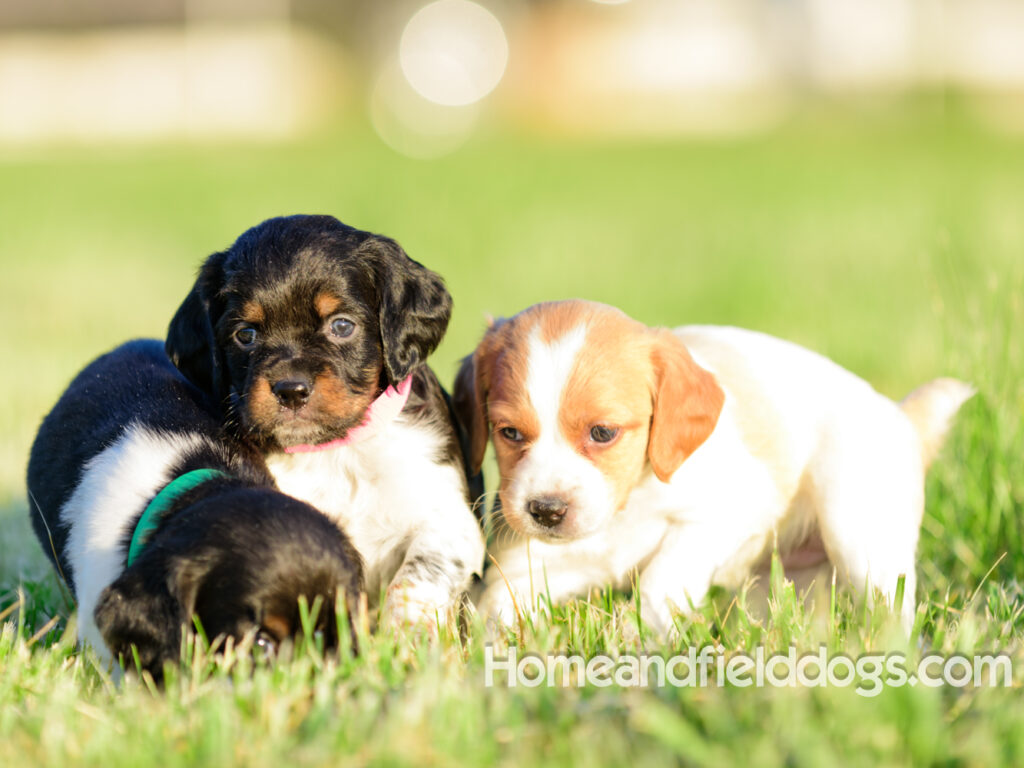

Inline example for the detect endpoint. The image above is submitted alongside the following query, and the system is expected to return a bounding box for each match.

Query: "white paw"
[381,580,452,635]
[477,585,527,629]
[640,594,687,641]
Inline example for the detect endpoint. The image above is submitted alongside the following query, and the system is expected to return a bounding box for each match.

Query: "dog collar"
[284,375,413,454]
[126,468,229,567]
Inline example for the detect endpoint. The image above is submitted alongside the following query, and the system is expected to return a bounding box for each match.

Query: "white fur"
[502,324,616,539]
[60,424,210,663]
[266,413,485,625]
[479,324,970,634]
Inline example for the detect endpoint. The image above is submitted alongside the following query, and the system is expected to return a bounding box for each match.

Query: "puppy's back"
[672,325,914,479]
[27,340,238,579]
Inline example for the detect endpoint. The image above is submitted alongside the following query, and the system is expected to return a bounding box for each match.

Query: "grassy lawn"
[1,103,1022,766]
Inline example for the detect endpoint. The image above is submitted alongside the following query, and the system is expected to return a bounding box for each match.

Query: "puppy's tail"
[900,378,975,469]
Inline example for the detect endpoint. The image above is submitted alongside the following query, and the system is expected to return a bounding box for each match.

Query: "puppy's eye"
[254,630,277,657]
[499,426,524,443]
[589,425,619,444]
[234,326,258,348]
[330,317,356,338]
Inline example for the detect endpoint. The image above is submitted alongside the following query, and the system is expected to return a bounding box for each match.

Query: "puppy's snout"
[271,379,311,409]
[527,496,569,527]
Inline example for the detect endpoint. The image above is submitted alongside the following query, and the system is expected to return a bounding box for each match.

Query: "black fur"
[165,215,454,453]
[94,487,363,678]
[28,339,268,584]
[27,339,363,678]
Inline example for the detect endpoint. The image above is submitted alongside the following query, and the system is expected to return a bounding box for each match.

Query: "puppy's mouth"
[268,409,341,446]
[235,374,376,449]
[238,407,342,449]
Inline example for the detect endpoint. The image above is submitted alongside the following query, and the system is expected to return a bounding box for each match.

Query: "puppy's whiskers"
[485,509,519,548]
[470,488,499,520]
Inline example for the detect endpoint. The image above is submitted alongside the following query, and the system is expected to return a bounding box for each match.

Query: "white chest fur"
[266,416,479,599]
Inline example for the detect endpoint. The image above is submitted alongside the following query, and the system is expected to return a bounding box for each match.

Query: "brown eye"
[499,426,524,443]
[235,327,258,348]
[330,317,355,338]
[589,425,618,443]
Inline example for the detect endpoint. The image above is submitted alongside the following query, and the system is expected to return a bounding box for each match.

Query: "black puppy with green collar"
[27,339,363,678]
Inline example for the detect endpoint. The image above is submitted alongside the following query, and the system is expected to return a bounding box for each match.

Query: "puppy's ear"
[166,252,227,399]
[94,568,185,679]
[453,354,488,475]
[647,330,725,483]
[361,236,452,385]
[452,319,506,475]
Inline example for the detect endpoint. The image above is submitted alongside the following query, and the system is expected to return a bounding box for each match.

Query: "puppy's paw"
[476,585,529,631]
[639,596,688,643]
[381,580,452,637]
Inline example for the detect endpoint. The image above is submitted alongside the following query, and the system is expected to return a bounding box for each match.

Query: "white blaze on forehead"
[506,319,615,538]
[525,322,588,439]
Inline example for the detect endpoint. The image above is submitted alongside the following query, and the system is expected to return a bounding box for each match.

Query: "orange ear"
[647,330,725,482]
[452,350,489,475]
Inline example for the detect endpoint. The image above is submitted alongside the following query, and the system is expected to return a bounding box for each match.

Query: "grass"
[1,101,1022,766]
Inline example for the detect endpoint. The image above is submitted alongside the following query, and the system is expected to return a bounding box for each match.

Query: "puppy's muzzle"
[272,379,311,410]
[527,496,569,528]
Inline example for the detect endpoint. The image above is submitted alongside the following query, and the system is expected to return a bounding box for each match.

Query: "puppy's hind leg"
[812,419,925,631]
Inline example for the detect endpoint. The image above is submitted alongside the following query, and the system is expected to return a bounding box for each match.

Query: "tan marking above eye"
[240,300,266,325]
[261,613,291,642]
[314,292,343,318]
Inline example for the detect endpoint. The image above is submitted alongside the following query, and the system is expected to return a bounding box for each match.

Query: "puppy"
[455,300,974,633]
[165,215,485,629]
[27,340,363,677]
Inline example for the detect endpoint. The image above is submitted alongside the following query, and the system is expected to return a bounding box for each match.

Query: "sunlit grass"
[2,548,1022,767]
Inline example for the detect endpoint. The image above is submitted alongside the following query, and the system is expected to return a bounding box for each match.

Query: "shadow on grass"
[0,499,73,639]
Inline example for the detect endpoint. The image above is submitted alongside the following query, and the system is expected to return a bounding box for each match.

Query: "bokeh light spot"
[371,57,479,158]
[399,0,508,107]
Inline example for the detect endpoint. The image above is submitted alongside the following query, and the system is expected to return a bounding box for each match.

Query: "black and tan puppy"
[28,340,363,676]
[165,215,484,629]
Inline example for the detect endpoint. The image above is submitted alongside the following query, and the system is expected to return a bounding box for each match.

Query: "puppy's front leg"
[638,523,752,637]
[382,504,485,633]
[476,540,613,629]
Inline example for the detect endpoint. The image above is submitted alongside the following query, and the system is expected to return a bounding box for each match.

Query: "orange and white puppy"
[455,300,973,634]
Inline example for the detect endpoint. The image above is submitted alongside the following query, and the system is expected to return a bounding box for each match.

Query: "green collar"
[127,468,230,567]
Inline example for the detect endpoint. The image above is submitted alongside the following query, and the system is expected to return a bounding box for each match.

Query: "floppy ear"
[94,557,210,680]
[165,252,227,400]
[647,330,725,483]
[453,353,488,476]
[94,569,186,679]
[452,319,507,475]
[361,236,452,385]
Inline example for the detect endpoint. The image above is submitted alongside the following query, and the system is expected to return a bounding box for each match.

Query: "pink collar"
[283,376,413,454]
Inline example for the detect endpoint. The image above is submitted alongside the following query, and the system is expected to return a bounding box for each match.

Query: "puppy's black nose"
[271,379,311,409]
[527,497,568,527]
